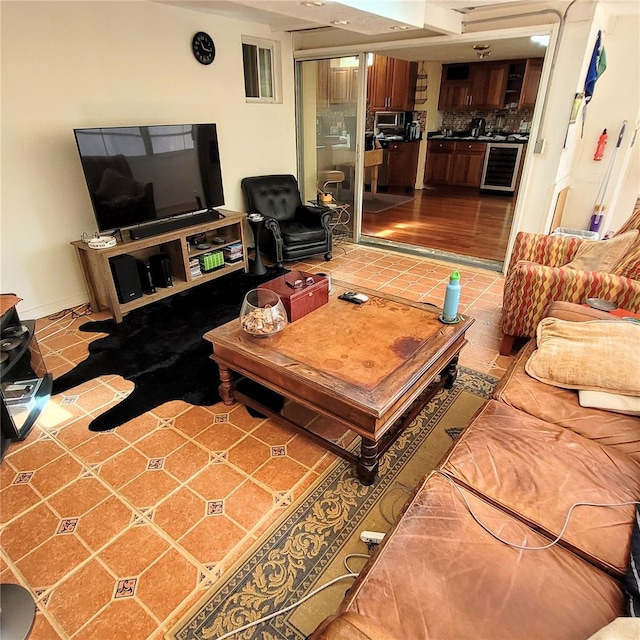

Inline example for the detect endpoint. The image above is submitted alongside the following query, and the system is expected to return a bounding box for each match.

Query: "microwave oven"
[374,111,406,131]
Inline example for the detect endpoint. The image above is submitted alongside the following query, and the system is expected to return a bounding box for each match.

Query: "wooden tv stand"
[72,210,248,323]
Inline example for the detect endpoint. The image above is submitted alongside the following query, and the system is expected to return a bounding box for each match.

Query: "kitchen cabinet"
[450,142,486,187]
[519,58,543,108]
[386,141,420,190]
[439,59,541,111]
[329,66,359,104]
[440,63,507,109]
[424,141,455,184]
[425,140,486,188]
[316,59,330,109]
[504,58,543,109]
[472,63,509,109]
[369,55,417,111]
[438,81,472,109]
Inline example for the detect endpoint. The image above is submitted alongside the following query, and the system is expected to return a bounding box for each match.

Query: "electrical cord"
[436,470,639,551]
[379,482,413,525]
[36,303,93,340]
[210,553,372,639]
[45,303,92,322]
[212,572,358,640]
[344,553,371,573]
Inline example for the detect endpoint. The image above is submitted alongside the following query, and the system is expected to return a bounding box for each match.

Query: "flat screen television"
[73,123,225,239]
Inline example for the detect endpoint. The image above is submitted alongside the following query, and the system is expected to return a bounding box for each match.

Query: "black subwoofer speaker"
[109,254,143,303]
[149,254,173,288]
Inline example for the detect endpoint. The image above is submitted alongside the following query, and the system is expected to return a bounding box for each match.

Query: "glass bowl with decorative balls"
[239,289,288,337]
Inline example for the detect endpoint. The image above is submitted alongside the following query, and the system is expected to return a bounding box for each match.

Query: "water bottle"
[442,271,461,323]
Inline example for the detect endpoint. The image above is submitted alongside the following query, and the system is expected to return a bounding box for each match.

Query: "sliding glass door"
[296,55,366,244]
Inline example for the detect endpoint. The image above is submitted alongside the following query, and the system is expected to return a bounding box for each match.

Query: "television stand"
[129,209,222,240]
[72,209,247,323]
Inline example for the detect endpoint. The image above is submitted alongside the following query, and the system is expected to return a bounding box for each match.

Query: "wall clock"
[192,31,215,65]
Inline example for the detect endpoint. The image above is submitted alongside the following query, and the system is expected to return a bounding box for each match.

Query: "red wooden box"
[258,271,329,322]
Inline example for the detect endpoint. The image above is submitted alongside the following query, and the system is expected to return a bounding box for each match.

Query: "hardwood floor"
[360,185,515,263]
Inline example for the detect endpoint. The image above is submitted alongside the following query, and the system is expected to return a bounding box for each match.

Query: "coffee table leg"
[218,365,236,406]
[443,355,459,390]
[357,438,379,486]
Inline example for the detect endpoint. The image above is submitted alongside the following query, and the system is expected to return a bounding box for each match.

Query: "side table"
[328,202,350,242]
[247,216,267,276]
[307,201,350,243]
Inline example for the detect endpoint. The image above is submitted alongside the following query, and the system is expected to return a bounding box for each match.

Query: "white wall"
[559,12,640,235]
[0,1,297,317]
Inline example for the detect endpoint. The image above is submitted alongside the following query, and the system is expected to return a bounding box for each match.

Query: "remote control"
[338,292,369,304]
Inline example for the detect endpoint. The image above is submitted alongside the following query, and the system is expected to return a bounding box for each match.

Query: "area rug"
[51,268,286,432]
[362,192,415,214]
[169,367,497,640]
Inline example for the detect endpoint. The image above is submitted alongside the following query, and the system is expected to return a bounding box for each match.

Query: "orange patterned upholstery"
[501,208,640,353]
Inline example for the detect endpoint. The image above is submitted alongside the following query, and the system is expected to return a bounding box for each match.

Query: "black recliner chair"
[241,174,332,268]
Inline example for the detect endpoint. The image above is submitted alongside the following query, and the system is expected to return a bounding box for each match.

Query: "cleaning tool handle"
[616,120,627,147]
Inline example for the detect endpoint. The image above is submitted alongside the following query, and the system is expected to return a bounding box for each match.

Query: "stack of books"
[223,242,243,264]
[189,257,202,278]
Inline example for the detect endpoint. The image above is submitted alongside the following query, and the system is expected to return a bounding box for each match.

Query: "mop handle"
[595,120,628,215]
[615,121,627,147]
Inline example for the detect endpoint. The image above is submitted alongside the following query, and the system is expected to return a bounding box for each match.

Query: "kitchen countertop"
[428,132,529,144]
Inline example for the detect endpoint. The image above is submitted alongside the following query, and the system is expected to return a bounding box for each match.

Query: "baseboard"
[17,294,90,321]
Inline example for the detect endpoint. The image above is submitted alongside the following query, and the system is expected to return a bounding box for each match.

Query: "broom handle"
[593,120,627,216]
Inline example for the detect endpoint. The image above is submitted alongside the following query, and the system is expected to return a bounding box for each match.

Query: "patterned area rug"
[169,367,497,640]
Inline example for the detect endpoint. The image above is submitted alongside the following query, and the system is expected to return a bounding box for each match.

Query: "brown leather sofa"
[310,302,640,640]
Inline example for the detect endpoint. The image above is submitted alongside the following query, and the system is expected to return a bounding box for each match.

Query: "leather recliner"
[241,174,333,268]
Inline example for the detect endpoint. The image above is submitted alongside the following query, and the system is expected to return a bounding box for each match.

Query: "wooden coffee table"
[204,281,473,485]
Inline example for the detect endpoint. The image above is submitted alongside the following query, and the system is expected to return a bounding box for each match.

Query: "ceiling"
[159,0,528,36]
[159,1,637,63]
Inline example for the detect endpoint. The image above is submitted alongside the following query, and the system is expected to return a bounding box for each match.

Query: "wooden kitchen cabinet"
[316,59,330,109]
[440,59,541,110]
[440,63,507,109]
[450,141,486,187]
[438,81,472,109]
[369,55,417,111]
[329,66,359,104]
[504,58,543,109]
[472,63,509,109]
[387,141,420,190]
[425,140,486,187]
[519,58,543,108]
[425,140,455,184]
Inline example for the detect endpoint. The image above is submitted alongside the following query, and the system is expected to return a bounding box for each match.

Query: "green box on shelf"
[198,251,224,272]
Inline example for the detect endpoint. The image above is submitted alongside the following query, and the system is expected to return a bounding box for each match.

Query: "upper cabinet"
[316,61,360,108]
[330,66,359,104]
[473,64,509,109]
[519,58,543,108]
[317,59,330,109]
[369,55,417,111]
[439,58,543,111]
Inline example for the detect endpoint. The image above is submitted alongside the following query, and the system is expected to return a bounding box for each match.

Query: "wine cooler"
[480,143,524,193]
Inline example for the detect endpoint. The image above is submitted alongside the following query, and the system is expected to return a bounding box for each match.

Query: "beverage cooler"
[480,143,524,193]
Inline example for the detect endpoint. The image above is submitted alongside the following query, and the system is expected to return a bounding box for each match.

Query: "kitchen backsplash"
[441,108,534,134]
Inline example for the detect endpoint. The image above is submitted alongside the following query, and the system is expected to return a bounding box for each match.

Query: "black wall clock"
[192,31,215,65]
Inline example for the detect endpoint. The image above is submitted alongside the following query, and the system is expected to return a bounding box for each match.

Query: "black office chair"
[241,174,332,268]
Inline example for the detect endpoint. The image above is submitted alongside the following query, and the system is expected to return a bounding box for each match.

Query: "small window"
[242,37,278,102]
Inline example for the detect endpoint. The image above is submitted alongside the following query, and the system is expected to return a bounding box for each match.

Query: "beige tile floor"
[0,244,513,639]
